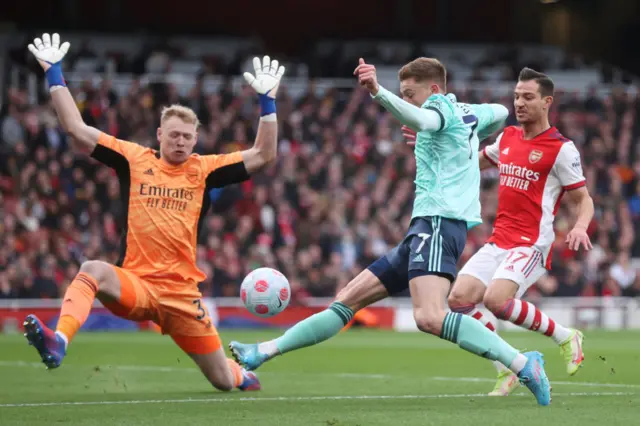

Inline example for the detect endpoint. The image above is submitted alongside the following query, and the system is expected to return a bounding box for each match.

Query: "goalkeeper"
[23,33,285,392]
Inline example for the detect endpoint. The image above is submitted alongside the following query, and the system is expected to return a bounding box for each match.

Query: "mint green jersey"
[412,94,499,228]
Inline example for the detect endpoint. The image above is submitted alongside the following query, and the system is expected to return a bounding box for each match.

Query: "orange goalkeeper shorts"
[104,265,221,355]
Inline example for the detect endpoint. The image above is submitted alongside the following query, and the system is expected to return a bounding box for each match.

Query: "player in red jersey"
[447,68,594,396]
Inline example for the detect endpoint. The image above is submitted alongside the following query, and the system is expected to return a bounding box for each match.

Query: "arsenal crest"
[529,150,543,164]
[185,166,200,184]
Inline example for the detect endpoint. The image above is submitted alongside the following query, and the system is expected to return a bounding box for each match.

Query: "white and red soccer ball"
[240,267,291,317]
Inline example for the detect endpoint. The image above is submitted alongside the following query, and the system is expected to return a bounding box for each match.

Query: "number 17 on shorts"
[493,246,547,297]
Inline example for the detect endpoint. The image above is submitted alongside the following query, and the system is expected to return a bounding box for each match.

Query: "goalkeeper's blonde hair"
[160,104,201,129]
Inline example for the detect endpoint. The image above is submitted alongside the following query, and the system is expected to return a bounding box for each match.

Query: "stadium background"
[1,0,640,333]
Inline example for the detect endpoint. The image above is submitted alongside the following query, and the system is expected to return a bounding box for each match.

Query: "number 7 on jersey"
[463,114,478,159]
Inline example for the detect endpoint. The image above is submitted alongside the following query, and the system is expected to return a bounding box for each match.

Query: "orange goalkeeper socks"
[227,358,244,388]
[341,308,379,332]
[56,273,99,344]
[353,308,379,327]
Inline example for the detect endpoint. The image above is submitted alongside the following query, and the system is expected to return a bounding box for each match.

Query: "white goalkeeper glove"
[28,33,70,89]
[243,56,285,100]
[28,33,70,71]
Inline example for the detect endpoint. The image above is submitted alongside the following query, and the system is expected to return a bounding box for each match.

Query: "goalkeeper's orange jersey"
[91,132,249,284]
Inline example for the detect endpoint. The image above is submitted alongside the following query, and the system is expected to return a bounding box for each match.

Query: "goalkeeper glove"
[28,33,70,88]
[243,56,285,117]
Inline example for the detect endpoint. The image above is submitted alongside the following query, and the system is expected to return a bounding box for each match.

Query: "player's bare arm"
[565,186,594,251]
[29,33,101,154]
[354,58,442,132]
[479,132,503,171]
[242,120,278,173]
[402,125,417,146]
[241,56,285,174]
[479,153,496,170]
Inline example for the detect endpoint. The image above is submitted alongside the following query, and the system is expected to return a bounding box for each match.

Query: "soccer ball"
[240,267,291,318]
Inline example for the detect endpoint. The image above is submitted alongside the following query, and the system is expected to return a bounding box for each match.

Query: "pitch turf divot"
[0,392,635,408]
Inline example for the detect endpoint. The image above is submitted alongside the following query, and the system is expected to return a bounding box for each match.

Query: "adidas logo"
[502,147,510,155]
[505,264,515,272]
[413,254,425,263]
[144,168,154,175]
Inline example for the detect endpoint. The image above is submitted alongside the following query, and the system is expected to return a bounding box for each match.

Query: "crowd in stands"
[2,45,640,302]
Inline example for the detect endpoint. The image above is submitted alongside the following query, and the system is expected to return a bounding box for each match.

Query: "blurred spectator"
[2,44,640,301]
[608,252,640,297]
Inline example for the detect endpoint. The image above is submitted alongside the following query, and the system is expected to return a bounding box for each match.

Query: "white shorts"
[458,243,547,298]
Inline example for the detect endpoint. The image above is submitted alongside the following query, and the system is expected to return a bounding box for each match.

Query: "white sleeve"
[482,132,503,166]
[372,86,442,132]
[553,141,586,190]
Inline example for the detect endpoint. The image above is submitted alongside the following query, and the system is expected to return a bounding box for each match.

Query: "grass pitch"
[1,329,639,425]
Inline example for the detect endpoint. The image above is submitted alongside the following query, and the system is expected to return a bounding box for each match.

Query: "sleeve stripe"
[563,180,586,191]
[482,148,498,166]
[424,106,445,131]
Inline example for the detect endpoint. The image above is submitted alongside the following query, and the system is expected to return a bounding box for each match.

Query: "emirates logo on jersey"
[529,150,543,164]
[499,162,541,191]
[498,163,541,181]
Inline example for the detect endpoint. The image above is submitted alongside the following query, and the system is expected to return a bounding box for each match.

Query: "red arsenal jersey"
[482,126,586,268]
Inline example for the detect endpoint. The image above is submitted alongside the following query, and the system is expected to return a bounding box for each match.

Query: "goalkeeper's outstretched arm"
[50,87,101,153]
[29,33,100,154]
[240,56,286,174]
[243,115,278,174]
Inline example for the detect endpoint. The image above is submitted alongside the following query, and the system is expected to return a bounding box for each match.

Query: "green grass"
[1,329,639,425]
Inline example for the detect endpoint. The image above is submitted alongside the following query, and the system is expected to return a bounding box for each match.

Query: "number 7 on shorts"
[416,233,431,252]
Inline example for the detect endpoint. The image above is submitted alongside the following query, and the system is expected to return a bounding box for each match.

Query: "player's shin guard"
[262,302,354,356]
[440,312,527,374]
[497,299,572,344]
[56,273,99,346]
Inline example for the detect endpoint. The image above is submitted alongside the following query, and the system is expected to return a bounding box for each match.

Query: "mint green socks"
[441,312,526,373]
[258,306,527,375]
[268,302,354,355]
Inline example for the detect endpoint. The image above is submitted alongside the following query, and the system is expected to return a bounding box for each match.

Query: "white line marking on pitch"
[431,376,640,389]
[0,392,634,408]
